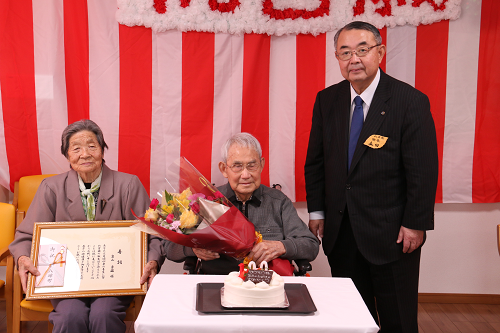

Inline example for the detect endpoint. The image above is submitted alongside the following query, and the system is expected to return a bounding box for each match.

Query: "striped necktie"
[348,96,364,169]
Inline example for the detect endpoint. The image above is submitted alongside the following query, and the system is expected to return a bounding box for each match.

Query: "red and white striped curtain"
[0,0,499,203]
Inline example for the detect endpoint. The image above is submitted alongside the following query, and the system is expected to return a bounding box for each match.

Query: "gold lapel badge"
[364,135,388,149]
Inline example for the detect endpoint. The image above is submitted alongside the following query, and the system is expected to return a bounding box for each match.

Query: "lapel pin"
[381,111,386,115]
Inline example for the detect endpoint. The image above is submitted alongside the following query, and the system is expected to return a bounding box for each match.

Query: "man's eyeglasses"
[336,44,381,61]
[227,161,261,173]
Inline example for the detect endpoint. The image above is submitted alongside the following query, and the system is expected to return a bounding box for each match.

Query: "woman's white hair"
[221,133,262,163]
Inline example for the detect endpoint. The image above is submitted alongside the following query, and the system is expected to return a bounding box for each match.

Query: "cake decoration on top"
[245,261,274,284]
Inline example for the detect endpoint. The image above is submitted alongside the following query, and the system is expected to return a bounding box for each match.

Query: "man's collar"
[350,68,381,108]
[227,185,262,207]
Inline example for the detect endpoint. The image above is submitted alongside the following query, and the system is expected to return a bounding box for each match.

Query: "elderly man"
[304,21,438,332]
[165,132,319,274]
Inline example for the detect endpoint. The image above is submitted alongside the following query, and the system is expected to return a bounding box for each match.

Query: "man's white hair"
[221,133,262,163]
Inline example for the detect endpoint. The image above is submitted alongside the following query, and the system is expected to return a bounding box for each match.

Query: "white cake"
[223,270,285,307]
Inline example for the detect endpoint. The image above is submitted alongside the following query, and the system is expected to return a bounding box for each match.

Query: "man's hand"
[140,260,158,287]
[18,256,40,293]
[397,226,424,253]
[247,240,286,266]
[309,219,324,242]
[193,248,220,261]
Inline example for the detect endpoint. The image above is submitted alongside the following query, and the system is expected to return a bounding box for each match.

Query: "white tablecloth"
[135,274,379,333]
[135,274,378,333]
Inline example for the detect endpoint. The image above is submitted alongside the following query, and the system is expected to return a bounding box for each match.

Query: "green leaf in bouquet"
[164,190,174,203]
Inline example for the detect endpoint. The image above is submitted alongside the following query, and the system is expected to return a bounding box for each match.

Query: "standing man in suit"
[304,21,438,332]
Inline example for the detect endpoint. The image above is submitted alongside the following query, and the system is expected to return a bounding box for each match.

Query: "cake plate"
[196,283,317,314]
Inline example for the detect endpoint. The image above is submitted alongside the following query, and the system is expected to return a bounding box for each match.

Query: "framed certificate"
[26,220,147,300]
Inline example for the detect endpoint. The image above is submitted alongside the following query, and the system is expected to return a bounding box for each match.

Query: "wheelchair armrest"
[184,257,312,276]
[293,259,312,276]
[183,256,199,274]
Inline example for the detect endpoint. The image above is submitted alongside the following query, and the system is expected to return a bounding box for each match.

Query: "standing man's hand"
[397,226,424,253]
[309,219,324,243]
[18,255,40,293]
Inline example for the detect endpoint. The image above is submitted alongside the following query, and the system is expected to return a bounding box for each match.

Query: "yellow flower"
[163,205,173,214]
[177,188,193,201]
[180,209,198,229]
[176,199,190,212]
[144,208,159,222]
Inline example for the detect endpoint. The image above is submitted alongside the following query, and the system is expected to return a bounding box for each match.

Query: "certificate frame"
[26,220,147,300]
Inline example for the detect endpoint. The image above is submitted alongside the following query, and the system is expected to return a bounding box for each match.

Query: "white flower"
[116,0,462,36]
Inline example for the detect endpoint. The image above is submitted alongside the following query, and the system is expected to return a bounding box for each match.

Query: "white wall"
[420,203,500,294]
[160,202,500,295]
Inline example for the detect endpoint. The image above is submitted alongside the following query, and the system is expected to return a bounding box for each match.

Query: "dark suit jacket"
[304,70,438,265]
[9,164,165,267]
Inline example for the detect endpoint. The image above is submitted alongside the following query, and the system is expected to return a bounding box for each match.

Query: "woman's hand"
[18,256,40,293]
[140,260,158,288]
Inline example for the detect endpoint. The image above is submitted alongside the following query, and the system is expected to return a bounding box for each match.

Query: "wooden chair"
[0,202,16,333]
[10,174,142,332]
[11,175,57,333]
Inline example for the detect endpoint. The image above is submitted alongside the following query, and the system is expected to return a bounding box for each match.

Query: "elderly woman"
[9,120,164,333]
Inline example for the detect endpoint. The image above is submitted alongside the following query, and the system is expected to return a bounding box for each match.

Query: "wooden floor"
[1,300,500,332]
[418,303,500,333]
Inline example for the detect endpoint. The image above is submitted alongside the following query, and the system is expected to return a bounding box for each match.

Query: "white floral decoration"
[116,0,462,36]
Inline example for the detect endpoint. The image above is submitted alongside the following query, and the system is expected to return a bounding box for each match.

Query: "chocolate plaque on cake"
[245,269,273,284]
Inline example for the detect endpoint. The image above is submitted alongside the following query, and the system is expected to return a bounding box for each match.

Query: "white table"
[135,274,379,333]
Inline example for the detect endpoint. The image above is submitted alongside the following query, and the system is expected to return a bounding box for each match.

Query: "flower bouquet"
[143,188,226,235]
[132,157,258,259]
